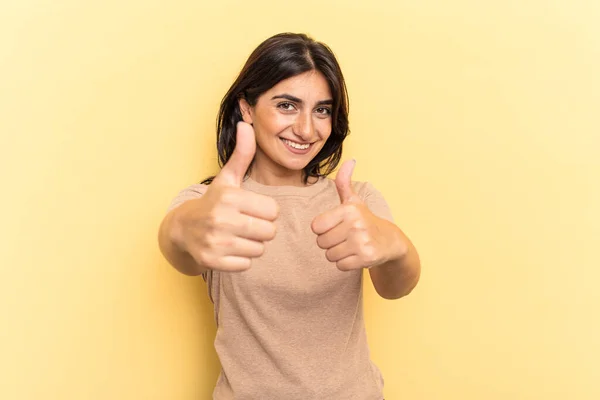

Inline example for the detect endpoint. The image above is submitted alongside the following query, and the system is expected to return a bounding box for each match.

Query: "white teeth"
[283,139,310,150]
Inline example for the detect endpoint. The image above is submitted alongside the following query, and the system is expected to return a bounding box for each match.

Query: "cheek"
[257,109,292,134]
[315,118,333,139]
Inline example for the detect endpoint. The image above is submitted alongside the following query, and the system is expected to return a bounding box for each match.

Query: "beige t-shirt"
[169,176,394,400]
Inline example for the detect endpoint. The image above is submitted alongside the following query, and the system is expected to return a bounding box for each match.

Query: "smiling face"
[239,70,333,186]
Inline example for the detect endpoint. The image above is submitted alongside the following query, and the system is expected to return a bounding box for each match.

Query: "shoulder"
[350,180,394,222]
[320,178,385,202]
[351,181,383,201]
[167,183,209,212]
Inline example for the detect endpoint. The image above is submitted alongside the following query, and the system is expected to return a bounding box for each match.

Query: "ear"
[238,98,254,125]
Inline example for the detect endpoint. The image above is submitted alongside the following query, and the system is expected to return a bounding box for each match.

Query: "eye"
[315,107,332,116]
[277,102,296,111]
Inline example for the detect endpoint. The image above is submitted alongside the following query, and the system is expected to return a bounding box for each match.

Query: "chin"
[280,161,309,171]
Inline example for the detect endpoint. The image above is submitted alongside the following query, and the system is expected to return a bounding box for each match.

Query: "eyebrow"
[271,94,333,106]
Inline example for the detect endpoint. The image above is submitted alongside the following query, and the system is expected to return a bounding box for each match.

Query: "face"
[239,70,333,181]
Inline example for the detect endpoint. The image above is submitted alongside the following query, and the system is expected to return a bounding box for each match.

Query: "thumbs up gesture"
[175,122,279,272]
[311,160,400,271]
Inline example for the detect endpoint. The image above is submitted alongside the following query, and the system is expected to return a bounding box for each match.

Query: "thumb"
[335,159,360,204]
[215,121,256,187]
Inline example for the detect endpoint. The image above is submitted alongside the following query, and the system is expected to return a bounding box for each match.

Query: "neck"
[248,165,306,187]
[249,153,312,187]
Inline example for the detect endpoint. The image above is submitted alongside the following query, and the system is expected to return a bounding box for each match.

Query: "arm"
[158,198,208,276]
[368,219,421,300]
[311,166,421,301]
[158,122,278,277]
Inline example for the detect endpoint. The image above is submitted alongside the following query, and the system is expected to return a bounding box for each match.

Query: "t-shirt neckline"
[241,175,329,197]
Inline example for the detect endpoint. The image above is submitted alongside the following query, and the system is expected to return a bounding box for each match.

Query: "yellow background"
[2,0,599,399]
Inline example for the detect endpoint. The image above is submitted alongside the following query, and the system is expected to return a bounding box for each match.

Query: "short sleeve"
[167,183,208,212]
[165,183,212,286]
[355,181,395,223]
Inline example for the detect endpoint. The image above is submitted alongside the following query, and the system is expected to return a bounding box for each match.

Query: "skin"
[237,70,421,299]
[239,70,333,187]
[160,71,420,298]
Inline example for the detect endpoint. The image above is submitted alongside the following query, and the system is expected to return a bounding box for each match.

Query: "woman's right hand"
[171,122,279,272]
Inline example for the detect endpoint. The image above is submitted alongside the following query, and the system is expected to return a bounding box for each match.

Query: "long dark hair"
[201,32,350,185]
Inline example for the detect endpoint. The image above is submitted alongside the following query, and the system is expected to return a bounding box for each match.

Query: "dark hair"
[201,32,350,185]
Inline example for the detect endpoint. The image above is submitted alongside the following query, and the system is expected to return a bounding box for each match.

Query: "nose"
[292,110,314,141]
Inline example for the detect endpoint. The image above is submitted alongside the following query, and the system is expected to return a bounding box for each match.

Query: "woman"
[158,32,420,400]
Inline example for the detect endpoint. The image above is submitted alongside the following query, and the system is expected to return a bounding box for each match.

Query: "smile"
[281,138,311,150]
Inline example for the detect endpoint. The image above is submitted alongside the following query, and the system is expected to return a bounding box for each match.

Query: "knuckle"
[205,232,219,249]
[343,204,360,218]
[350,230,368,245]
[195,250,214,268]
[220,189,240,206]
[206,212,224,230]
[219,235,234,249]
[362,245,378,265]
[205,233,232,256]
[243,215,254,232]
[351,218,366,230]
[208,211,237,234]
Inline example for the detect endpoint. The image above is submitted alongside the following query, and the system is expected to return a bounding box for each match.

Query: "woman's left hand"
[311,160,408,271]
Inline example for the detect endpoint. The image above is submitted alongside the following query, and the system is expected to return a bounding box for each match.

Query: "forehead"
[264,70,332,100]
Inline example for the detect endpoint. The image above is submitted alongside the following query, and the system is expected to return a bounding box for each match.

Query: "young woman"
[158,32,420,400]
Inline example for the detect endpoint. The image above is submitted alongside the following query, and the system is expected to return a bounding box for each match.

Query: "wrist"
[384,224,409,264]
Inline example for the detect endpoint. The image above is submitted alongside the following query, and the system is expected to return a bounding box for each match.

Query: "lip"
[280,137,313,155]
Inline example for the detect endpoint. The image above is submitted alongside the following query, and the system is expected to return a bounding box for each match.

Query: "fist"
[311,160,396,271]
[175,122,279,272]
